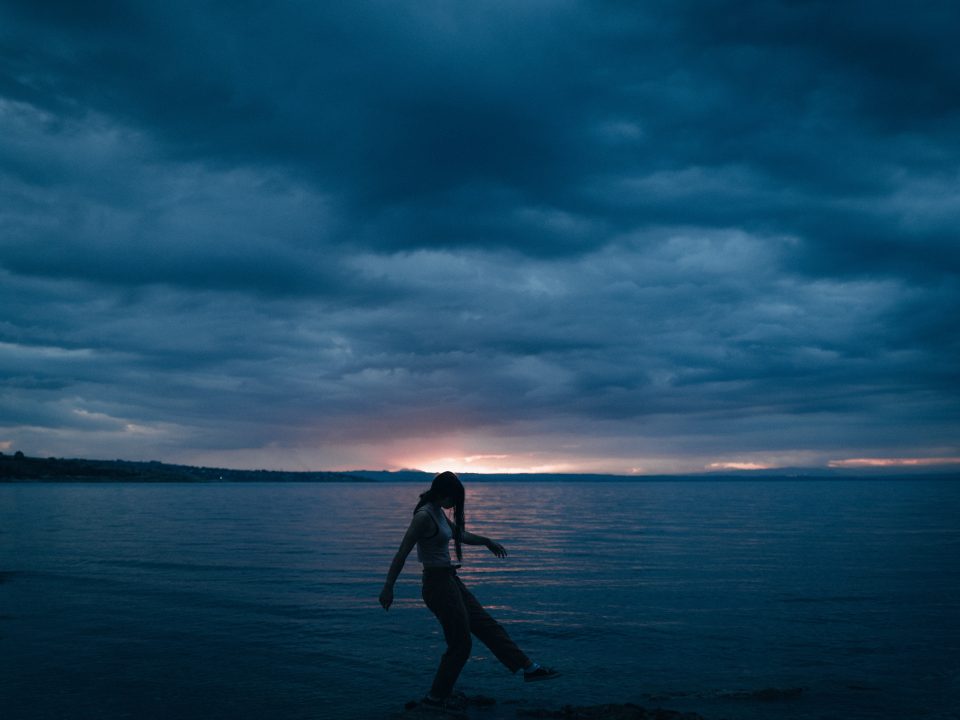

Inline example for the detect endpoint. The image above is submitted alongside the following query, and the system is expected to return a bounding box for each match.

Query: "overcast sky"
[1,1,958,473]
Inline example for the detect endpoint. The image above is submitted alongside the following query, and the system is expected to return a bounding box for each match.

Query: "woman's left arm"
[456,526,508,558]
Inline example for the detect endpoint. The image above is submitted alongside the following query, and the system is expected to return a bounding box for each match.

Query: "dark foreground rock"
[717,686,804,701]
[401,694,706,720]
[516,703,704,719]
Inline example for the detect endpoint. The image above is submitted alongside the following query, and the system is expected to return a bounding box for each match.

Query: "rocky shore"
[400,693,708,720]
[399,686,808,719]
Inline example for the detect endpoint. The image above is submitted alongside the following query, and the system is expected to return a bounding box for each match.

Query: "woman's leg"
[422,573,472,698]
[455,577,531,673]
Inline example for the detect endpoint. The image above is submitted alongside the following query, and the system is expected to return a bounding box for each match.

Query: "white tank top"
[415,502,454,568]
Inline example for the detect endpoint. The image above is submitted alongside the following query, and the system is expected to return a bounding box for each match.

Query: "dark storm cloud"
[1,1,958,470]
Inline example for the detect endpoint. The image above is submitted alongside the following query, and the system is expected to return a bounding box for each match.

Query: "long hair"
[413,471,465,562]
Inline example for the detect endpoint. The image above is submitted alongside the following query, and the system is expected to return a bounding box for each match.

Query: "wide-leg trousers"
[421,567,530,699]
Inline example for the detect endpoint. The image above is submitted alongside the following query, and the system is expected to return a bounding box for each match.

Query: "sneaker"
[523,665,561,682]
[418,695,467,716]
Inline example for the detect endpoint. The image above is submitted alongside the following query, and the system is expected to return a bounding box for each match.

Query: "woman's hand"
[486,539,508,558]
[379,585,394,610]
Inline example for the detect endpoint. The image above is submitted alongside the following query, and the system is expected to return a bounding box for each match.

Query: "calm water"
[1,480,959,720]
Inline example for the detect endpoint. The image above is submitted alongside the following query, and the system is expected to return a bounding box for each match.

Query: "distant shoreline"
[0,453,370,483]
[1,453,957,483]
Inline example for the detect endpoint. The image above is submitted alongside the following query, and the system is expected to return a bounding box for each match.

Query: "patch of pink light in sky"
[828,457,960,468]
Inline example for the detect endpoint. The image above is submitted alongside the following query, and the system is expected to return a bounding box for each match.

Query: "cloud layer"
[1,1,958,472]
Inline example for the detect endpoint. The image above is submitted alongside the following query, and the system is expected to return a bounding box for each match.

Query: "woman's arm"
[379,512,430,610]
[455,525,508,558]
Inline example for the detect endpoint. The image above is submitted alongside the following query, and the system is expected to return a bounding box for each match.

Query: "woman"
[379,471,559,710]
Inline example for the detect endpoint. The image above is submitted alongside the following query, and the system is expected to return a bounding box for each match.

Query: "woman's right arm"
[379,512,429,611]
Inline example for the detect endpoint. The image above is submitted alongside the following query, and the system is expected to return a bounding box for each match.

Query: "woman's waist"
[421,563,462,576]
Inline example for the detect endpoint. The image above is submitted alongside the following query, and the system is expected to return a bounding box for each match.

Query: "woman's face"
[439,496,456,509]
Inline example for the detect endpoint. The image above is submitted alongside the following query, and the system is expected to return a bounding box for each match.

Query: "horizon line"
[4,452,960,479]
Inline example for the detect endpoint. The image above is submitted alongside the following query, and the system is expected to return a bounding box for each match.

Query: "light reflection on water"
[0,479,959,720]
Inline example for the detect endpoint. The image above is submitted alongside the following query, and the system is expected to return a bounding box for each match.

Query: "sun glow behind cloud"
[706,462,775,471]
[406,454,580,475]
[395,447,795,475]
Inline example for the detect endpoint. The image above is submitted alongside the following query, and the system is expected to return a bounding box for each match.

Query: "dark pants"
[421,567,530,698]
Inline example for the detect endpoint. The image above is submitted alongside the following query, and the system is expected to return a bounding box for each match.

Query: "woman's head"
[430,470,464,507]
[414,470,465,561]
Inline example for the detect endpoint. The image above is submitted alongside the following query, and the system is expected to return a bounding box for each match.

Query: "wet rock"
[718,686,805,701]
[403,695,707,719]
[516,703,705,719]
[402,693,493,718]
[402,697,468,718]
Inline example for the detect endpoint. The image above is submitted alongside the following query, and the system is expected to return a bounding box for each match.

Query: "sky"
[1,1,958,474]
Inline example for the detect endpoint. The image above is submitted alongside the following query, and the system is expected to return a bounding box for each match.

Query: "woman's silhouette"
[380,471,559,711]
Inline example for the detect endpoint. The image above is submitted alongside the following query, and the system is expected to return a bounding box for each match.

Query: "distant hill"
[2,452,956,482]
[0,453,369,483]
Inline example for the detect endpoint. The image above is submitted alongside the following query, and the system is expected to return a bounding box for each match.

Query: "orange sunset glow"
[706,462,775,471]
[399,453,582,475]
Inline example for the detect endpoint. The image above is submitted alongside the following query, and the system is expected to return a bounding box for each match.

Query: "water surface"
[1,480,958,719]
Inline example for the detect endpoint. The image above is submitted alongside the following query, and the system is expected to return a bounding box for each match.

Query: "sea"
[1,479,958,720]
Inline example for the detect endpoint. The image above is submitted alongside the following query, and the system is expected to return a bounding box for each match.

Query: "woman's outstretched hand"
[486,539,508,558]
[379,585,394,610]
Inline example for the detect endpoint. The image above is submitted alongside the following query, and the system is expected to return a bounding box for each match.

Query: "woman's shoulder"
[413,504,440,538]
[417,504,446,523]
